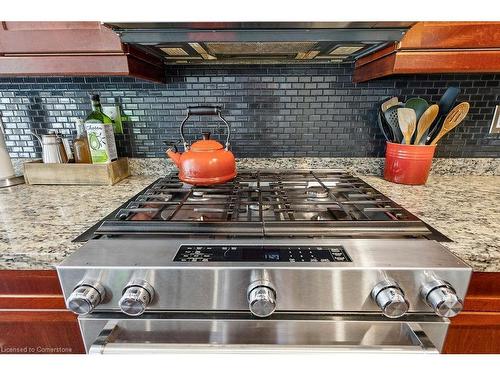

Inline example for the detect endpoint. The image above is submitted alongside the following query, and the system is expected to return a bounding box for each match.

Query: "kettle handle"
[187,107,220,116]
[180,106,231,151]
[30,131,43,145]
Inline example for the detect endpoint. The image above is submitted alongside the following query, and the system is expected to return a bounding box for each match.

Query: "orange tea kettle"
[166,106,237,186]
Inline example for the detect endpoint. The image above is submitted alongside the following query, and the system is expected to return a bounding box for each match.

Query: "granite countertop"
[0,174,499,272]
[362,175,500,272]
[0,176,157,269]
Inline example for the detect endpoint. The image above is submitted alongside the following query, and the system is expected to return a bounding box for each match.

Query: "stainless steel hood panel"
[106,22,412,64]
[57,238,471,314]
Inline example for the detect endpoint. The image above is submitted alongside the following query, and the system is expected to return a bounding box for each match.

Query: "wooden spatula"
[397,108,417,145]
[381,97,399,112]
[430,102,470,145]
[414,104,439,144]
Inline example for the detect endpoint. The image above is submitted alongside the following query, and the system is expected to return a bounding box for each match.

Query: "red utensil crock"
[384,141,436,185]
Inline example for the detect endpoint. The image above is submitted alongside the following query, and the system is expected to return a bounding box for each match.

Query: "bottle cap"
[90,94,100,101]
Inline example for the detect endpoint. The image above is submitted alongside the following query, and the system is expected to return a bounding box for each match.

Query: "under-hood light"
[329,45,364,55]
[295,50,320,60]
[160,47,189,56]
[189,43,217,60]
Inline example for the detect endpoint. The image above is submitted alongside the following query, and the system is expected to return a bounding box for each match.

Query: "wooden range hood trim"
[354,22,500,82]
[354,49,500,81]
[0,21,166,83]
[0,55,155,75]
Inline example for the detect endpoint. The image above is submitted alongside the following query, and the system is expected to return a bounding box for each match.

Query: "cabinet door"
[0,270,85,354]
[443,272,500,354]
[0,311,84,354]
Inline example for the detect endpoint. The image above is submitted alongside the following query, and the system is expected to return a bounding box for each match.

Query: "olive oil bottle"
[73,119,91,163]
[84,94,118,164]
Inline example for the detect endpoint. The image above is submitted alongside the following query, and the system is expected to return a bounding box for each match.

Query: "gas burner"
[160,209,173,221]
[249,203,271,211]
[306,188,329,200]
[118,212,129,220]
[160,194,173,202]
[310,212,332,221]
[188,191,210,202]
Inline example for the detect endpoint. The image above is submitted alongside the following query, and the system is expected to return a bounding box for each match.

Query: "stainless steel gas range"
[57,170,471,353]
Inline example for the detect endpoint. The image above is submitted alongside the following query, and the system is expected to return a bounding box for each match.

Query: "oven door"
[80,313,448,354]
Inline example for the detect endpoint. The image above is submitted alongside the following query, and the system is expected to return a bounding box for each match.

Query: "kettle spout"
[166,147,182,168]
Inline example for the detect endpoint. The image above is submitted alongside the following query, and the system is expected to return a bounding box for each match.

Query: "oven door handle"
[88,321,439,354]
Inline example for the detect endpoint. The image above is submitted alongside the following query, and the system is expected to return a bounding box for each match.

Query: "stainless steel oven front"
[80,313,448,354]
[58,238,471,353]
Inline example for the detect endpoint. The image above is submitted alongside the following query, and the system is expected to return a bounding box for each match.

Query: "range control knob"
[119,280,155,316]
[371,280,409,318]
[67,280,105,315]
[421,279,463,318]
[247,280,276,318]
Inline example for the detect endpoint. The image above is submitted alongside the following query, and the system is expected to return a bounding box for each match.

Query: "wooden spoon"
[414,104,439,144]
[430,102,470,145]
[381,97,399,112]
[397,108,417,145]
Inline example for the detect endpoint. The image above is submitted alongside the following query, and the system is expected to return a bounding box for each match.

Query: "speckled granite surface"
[127,157,500,176]
[363,175,500,272]
[0,176,157,269]
[0,172,499,271]
[11,157,500,177]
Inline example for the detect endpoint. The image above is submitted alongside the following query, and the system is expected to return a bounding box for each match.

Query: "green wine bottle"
[84,94,118,164]
[86,94,113,124]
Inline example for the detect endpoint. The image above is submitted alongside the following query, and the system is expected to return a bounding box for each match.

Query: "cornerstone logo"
[0,345,72,354]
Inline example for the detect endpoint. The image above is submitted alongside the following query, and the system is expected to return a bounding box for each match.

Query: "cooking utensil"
[414,104,439,145]
[397,108,417,145]
[381,97,399,112]
[376,99,395,142]
[426,87,460,144]
[430,102,470,145]
[405,98,429,144]
[166,106,237,186]
[383,104,404,143]
[31,131,68,164]
[405,98,429,120]
[438,87,461,118]
[377,110,391,141]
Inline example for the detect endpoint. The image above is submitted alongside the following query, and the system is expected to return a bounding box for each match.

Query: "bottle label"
[85,120,118,164]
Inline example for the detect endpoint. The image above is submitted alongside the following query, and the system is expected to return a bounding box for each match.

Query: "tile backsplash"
[0,63,499,158]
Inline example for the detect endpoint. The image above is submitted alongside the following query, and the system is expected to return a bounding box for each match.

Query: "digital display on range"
[174,245,351,263]
[264,252,280,261]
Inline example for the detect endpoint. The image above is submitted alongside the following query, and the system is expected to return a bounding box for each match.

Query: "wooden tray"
[24,158,130,185]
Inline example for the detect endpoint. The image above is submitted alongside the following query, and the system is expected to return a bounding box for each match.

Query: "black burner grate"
[79,170,435,238]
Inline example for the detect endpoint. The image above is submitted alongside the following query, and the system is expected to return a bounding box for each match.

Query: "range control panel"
[174,245,351,263]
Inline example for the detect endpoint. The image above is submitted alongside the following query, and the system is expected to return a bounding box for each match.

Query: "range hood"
[106,22,413,65]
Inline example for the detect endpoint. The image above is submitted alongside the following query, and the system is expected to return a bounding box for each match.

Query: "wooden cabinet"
[354,22,500,82]
[0,270,84,354]
[443,272,500,354]
[0,22,165,82]
[0,269,499,354]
